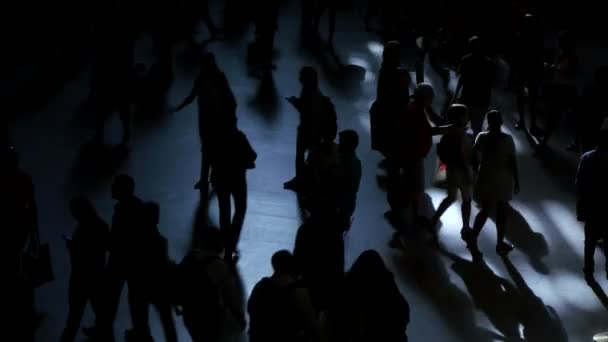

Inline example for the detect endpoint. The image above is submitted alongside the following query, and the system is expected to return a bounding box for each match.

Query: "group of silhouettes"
[5,0,608,341]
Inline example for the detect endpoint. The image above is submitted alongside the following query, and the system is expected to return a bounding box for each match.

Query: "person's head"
[111,174,135,200]
[469,36,483,56]
[70,196,97,223]
[199,226,224,254]
[348,250,391,283]
[413,83,435,106]
[4,145,18,173]
[271,250,297,276]
[599,117,608,148]
[447,104,470,127]
[299,66,319,89]
[382,40,401,66]
[142,201,160,227]
[339,129,359,154]
[200,52,218,74]
[486,110,503,132]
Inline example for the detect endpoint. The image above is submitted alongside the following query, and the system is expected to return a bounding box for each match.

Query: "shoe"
[530,125,543,137]
[496,242,514,256]
[283,178,299,191]
[515,120,525,130]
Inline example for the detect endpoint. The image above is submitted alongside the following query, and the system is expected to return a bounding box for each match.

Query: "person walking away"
[453,36,496,136]
[576,118,608,281]
[209,120,257,264]
[336,130,362,232]
[428,104,474,244]
[59,197,109,342]
[284,67,337,192]
[175,53,237,193]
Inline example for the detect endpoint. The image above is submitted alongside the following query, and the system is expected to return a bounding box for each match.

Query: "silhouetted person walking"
[92,174,143,341]
[454,36,496,135]
[5,146,39,342]
[284,66,337,192]
[371,41,411,162]
[177,227,246,342]
[429,104,474,242]
[250,0,282,78]
[248,250,319,342]
[59,197,109,342]
[176,53,237,193]
[344,250,410,342]
[464,110,520,257]
[336,130,362,231]
[511,14,544,133]
[386,83,437,225]
[125,201,177,342]
[542,31,578,146]
[577,119,608,281]
[210,120,257,263]
[579,67,608,153]
[304,121,340,216]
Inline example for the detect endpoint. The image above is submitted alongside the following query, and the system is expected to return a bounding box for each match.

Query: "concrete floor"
[8,1,608,341]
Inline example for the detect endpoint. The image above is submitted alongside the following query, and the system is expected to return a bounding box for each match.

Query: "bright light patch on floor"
[541,200,584,259]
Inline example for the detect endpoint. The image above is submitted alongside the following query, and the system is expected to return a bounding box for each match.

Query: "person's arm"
[174,76,200,112]
[471,134,482,171]
[431,124,457,136]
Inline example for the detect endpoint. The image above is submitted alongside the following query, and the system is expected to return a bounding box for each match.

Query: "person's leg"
[228,175,248,258]
[216,185,233,252]
[495,201,513,254]
[98,258,126,336]
[470,106,487,137]
[471,203,491,237]
[431,188,457,227]
[528,80,540,132]
[287,127,307,187]
[583,222,598,276]
[154,302,178,342]
[460,186,473,229]
[197,139,211,192]
[386,158,402,213]
[59,278,88,342]
[515,83,526,129]
[126,278,151,339]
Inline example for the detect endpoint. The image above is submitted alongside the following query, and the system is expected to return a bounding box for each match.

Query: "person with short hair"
[285,66,337,192]
[248,250,318,342]
[576,118,608,280]
[464,111,520,257]
[429,104,474,243]
[59,197,109,342]
[454,36,496,135]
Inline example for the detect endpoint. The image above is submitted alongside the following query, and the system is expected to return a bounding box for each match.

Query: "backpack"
[174,252,222,320]
[248,278,303,342]
[437,132,473,165]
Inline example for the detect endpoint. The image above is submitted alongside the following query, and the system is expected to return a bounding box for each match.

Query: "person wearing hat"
[576,117,608,280]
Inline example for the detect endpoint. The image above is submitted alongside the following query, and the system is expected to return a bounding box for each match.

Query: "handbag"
[21,232,54,288]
